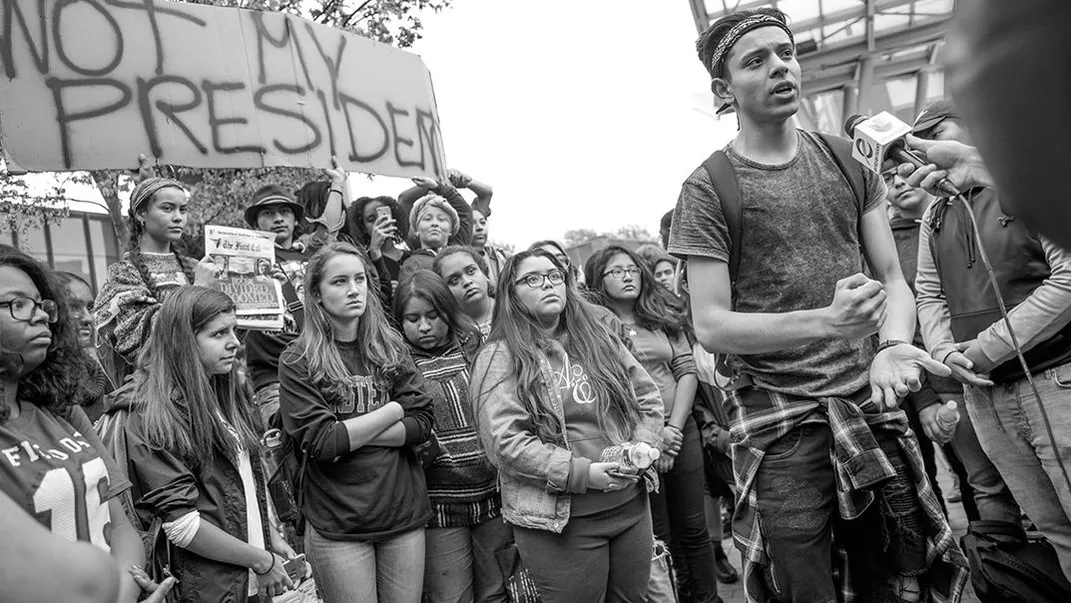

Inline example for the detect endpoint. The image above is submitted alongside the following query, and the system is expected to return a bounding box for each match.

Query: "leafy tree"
[2,0,450,247]
[615,224,658,242]
[564,228,603,247]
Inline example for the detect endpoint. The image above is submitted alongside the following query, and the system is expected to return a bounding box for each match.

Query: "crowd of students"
[5,6,1071,603]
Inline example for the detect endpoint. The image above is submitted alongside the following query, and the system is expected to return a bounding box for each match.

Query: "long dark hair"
[393,270,482,359]
[135,287,259,463]
[0,247,89,424]
[292,242,410,402]
[584,245,687,339]
[479,249,641,443]
[126,181,196,298]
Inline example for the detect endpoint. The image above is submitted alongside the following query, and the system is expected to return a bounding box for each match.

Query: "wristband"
[876,339,911,354]
[253,552,276,576]
[329,188,344,196]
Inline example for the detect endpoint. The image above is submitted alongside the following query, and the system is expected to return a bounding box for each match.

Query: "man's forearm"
[916,214,958,360]
[878,278,916,344]
[694,306,832,355]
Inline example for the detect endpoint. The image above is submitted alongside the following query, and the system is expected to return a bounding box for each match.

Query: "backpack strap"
[701,150,743,310]
[814,132,867,216]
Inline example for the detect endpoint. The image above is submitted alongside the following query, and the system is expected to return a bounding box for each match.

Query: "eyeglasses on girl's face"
[515,270,565,289]
[0,297,59,323]
[602,267,641,280]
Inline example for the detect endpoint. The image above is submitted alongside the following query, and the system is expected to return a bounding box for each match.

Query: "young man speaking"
[668,8,968,603]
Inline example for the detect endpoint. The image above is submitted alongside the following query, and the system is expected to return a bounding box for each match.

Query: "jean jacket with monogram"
[470,338,663,533]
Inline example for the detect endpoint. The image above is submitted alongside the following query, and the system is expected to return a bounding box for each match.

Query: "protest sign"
[204,224,285,331]
[0,0,447,181]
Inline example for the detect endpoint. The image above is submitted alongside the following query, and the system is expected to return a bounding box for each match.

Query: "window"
[50,216,92,284]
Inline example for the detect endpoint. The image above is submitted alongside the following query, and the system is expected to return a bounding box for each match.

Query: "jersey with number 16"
[0,403,130,550]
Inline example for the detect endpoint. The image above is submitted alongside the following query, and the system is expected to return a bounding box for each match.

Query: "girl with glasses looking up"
[470,249,664,603]
[585,246,719,603]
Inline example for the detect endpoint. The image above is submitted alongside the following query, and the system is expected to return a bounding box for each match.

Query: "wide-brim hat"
[244,185,304,227]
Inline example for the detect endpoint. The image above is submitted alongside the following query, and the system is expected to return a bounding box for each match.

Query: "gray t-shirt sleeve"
[668,166,730,263]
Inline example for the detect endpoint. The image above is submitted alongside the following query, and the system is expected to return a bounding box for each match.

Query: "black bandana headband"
[709,14,795,79]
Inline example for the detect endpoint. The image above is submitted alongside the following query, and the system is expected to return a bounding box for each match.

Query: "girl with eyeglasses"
[121,286,299,602]
[279,242,435,603]
[94,177,216,385]
[433,246,496,338]
[585,246,719,603]
[470,249,664,603]
[0,246,148,603]
[392,270,511,602]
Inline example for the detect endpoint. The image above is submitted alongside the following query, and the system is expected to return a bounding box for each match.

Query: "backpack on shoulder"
[961,520,1071,603]
[699,132,867,390]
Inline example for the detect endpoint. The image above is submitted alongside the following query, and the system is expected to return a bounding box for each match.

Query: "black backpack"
[961,520,1071,602]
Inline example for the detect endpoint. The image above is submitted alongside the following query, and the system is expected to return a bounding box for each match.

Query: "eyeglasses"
[0,297,59,323]
[602,268,641,280]
[516,270,565,289]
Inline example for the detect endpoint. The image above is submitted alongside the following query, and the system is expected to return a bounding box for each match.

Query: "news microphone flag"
[847,111,913,175]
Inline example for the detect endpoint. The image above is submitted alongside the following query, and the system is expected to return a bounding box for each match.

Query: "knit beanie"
[409,194,460,236]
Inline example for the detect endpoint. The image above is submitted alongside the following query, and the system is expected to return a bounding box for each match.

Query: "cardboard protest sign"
[0,0,447,181]
[205,224,285,331]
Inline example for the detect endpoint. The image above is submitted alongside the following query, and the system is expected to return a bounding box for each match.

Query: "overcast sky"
[367,0,741,248]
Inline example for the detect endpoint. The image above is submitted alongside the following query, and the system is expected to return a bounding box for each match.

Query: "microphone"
[844,112,960,197]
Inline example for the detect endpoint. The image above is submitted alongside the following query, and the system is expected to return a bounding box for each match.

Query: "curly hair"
[696,7,789,79]
[345,196,409,247]
[0,247,89,424]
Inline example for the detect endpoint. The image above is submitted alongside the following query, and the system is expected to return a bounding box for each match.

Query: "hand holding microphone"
[843,113,962,196]
[894,136,994,198]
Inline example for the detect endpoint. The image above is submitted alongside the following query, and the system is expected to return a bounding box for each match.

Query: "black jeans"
[755,423,928,603]
[650,416,719,603]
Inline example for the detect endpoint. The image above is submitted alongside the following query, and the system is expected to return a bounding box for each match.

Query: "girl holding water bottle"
[470,249,664,603]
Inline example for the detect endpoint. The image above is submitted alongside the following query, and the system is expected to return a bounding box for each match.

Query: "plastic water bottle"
[936,401,961,431]
[600,442,661,470]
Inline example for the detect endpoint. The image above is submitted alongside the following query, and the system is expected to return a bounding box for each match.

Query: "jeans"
[424,518,514,603]
[755,423,927,603]
[946,398,1022,524]
[966,365,1071,580]
[649,416,719,603]
[305,526,425,603]
[514,491,652,603]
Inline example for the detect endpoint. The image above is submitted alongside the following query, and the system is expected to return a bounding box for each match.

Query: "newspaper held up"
[204,225,285,331]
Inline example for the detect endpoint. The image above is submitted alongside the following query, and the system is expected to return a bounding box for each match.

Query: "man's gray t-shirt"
[668,130,886,398]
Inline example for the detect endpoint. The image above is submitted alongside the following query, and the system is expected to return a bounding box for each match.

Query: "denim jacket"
[470,338,663,533]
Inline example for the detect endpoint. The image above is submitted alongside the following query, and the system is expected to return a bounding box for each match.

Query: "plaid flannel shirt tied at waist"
[726,387,969,603]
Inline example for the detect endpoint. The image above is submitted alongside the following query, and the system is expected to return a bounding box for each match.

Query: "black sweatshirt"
[278,339,434,541]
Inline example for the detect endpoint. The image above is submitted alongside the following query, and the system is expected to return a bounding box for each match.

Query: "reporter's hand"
[824,273,887,339]
[193,256,217,287]
[896,135,992,195]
